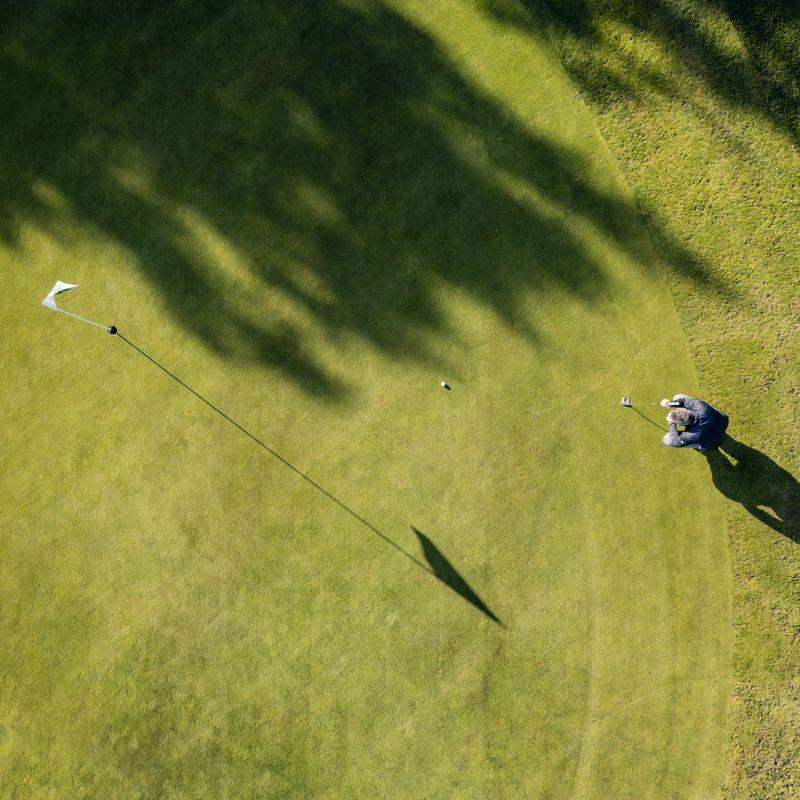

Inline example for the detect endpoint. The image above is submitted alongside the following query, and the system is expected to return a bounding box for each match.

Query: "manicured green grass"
[525,0,800,796]
[2,1,732,797]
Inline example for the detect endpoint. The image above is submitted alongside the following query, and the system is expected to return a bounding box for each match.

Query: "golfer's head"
[667,408,694,427]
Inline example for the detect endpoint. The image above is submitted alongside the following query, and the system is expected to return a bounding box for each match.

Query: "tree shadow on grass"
[705,435,800,541]
[485,0,800,145]
[3,0,725,396]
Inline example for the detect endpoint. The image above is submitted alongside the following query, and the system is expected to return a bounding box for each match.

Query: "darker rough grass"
[513,0,800,796]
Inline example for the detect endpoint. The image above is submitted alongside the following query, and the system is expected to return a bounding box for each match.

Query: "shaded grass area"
[2,1,732,797]
[519,0,800,796]
[0,0,723,398]
[485,0,800,142]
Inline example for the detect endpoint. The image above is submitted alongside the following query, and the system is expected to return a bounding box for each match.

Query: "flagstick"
[54,307,115,331]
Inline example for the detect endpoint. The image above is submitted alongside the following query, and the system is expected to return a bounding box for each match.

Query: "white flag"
[41,280,112,331]
[42,280,79,310]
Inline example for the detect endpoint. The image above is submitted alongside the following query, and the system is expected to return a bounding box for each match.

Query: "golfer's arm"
[664,423,682,446]
[675,428,702,447]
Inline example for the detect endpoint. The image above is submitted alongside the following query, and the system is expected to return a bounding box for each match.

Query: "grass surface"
[1,1,734,797]
[524,0,800,796]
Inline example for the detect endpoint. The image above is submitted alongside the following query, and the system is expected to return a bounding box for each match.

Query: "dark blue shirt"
[666,396,728,451]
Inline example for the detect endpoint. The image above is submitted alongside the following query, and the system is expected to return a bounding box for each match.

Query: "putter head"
[621,396,632,407]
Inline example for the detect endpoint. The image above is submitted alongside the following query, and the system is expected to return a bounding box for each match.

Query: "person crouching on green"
[660,394,729,452]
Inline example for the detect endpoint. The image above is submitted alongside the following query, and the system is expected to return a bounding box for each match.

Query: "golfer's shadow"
[705,435,800,541]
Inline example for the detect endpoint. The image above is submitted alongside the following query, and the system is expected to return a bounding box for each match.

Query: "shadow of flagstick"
[413,528,502,624]
[115,332,502,624]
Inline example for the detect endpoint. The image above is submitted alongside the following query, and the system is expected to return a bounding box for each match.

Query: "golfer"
[660,394,728,452]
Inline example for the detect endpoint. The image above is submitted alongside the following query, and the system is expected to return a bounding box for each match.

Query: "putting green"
[1,1,730,797]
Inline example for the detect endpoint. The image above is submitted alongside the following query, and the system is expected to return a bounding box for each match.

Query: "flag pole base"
[108,325,117,335]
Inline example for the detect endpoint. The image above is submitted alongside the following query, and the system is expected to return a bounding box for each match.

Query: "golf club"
[620,396,668,432]
[620,396,663,407]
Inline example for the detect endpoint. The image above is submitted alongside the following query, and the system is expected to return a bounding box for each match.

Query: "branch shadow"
[3,0,727,398]
[705,435,800,541]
